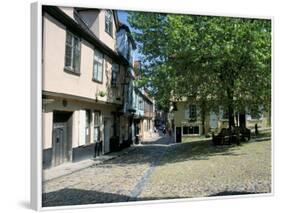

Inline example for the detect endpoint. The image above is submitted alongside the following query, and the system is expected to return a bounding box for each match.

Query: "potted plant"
[98,91,107,97]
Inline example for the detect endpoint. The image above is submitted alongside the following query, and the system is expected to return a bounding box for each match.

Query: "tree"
[128,12,271,128]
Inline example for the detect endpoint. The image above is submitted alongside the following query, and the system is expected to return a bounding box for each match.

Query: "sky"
[117,11,129,26]
[117,10,142,60]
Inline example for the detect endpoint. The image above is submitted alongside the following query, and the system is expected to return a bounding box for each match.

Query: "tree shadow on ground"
[42,188,131,207]
[157,140,246,166]
[208,191,265,196]
[102,136,246,166]
[137,190,266,201]
[42,187,266,207]
[100,137,171,167]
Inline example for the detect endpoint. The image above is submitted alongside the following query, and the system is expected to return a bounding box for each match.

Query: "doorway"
[52,111,73,167]
[176,127,182,143]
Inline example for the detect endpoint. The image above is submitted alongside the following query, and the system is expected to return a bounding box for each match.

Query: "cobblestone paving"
[42,137,271,207]
[42,136,170,207]
[138,139,271,200]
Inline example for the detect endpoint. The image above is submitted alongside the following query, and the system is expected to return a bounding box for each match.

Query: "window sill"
[92,78,103,84]
[187,119,197,122]
[220,119,229,121]
[248,119,262,121]
[64,67,80,76]
[182,134,200,136]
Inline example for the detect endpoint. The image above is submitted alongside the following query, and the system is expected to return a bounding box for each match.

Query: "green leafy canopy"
[128,12,271,114]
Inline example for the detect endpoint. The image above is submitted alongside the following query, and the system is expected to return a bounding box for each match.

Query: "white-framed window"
[93,50,103,82]
[250,112,262,120]
[64,31,81,74]
[222,110,229,119]
[182,125,199,135]
[105,10,113,36]
[111,63,119,87]
[189,105,197,120]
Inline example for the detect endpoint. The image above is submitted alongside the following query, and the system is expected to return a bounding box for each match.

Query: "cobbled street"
[42,135,271,207]
[42,135,171,206]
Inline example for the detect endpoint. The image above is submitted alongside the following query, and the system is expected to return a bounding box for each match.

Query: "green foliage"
[128,12,271,114]
[97,91,107,97]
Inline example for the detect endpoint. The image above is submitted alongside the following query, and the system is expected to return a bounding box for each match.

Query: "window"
[94,112,101,143]
[183,126,199,135]
[139,98,144,110]
[64,31,81,74]
[85,110,92,144]
[93,50,103,82]
[183,126,188,134]
[105,10,113,36]
[189,105,197,120]
[222,110,229,119]
[251,112,261,120]
[111,63,119,87]
[133,92,137,109]
[194,126,199,134]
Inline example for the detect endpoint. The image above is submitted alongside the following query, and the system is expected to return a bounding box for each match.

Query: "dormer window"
[105,10,113,36]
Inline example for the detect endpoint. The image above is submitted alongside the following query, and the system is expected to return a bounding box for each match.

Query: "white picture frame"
[30,0,274,211]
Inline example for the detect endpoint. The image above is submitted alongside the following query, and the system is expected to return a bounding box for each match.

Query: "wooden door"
[52,111,73,167]
[176,127,182,143]
[53,122,68,166]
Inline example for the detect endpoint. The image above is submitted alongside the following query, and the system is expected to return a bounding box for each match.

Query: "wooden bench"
[239,126,251,141]
[212,128,240,145]
[212,126,251,146]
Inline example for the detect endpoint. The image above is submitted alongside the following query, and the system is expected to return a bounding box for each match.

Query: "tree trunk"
[228,105,235,128]
[201,115,205,135]
[227,80,235,129]
[201,102,206,135]
[235,113,239,126]
[239,112,246,128]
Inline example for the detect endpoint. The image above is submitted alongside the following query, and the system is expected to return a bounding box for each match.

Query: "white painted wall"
[43,13,124,105]
[59,7,75,19]
[42,111,53,149]
[72,110,79,148]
